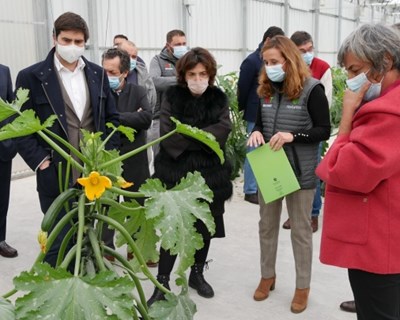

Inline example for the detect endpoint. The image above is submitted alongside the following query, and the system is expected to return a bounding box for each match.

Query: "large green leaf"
[108,200,159,270]
[14,264,135,320]
[140,171,215,273]
[0,98,17,124]
[0,110,57,141]
[148,290,196,320]
[171,117,225,164]
[0,88,29,123]
[0,297,15,320]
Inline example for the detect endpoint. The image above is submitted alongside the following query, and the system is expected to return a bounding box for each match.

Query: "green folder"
[247,144,300,204]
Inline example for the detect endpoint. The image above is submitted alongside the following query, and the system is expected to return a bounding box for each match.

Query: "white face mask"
[346,70,383,102]
[173,45,188,59]
[56,43,85,64]
[187,78,209,95]
[265,64,286,82]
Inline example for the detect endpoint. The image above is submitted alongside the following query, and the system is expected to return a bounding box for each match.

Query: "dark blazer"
[114,83,152,192]
[15,48,119,171]
[0,64,17,162]
[237,42,264,122]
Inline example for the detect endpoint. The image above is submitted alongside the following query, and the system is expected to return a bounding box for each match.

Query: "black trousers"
[348,269,400,320]
[0,159,12,242]
[158,239,211,276]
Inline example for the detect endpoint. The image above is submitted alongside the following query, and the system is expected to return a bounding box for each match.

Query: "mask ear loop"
[366,69,385,84]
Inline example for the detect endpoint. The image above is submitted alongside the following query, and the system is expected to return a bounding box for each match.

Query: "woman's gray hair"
[338,23,400,73]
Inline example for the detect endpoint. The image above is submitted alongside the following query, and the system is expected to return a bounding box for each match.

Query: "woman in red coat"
[317,23,400,319]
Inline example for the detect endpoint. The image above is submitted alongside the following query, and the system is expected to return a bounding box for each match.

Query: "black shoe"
[339,300,356,313]
[147,275,170,307]
[0,241,18,258]
[244,193,258,204]
[189,263,214,298]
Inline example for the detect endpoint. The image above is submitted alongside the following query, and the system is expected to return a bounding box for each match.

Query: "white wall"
[1,0,400,176]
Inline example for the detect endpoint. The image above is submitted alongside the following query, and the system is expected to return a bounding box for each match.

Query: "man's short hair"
[262,26,285,43]
[53,12,89,42]
[290,31,313,46]
[114,34,128,41]
[102,48,130,74]
[166,29,186,43]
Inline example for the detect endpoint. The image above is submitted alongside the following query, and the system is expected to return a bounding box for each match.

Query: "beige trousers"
[258,189,315,289]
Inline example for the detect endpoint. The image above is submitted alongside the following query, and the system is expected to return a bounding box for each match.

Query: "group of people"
[243,23,400,319]
[1,10,400,319]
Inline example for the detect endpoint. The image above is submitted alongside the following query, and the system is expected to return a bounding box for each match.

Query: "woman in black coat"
[148,47,232,305]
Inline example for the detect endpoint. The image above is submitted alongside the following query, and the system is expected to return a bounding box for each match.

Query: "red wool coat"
[316,81,400,274]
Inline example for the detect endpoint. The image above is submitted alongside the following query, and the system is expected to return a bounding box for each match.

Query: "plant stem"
[107,187,145,199]
[59,245,78,270]
[36,130,84,173]
[98,197,144,211]
[43,128,86,164]
[87,227,106,272]
[56,222,77,267]
[102,246,150,318]
[95,214,169,294]
[97,126,117,152]
[74,194,86,276]
[98,129,176,170]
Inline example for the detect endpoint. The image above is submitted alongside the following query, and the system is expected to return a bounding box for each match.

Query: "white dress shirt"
[54,55,87,120]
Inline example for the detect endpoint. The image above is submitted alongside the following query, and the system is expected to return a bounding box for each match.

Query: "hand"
[39,160,51,171]
[247,131,265,148]
[269,132,293,151]
[339,82,371,134]
[342,81,371,115]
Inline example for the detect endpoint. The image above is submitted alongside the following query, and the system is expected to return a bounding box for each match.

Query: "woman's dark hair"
[176,47,217,86]
[53,12,89,42]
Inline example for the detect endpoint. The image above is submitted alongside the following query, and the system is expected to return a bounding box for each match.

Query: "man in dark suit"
[0,64,18,258]
[15,12,119,267]
[101,48,154,263]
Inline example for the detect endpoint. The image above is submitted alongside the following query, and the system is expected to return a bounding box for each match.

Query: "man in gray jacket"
[148,29,188,157]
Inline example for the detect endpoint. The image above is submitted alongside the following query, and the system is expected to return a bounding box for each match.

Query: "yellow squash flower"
[77,171,112,201]
[117,176,134,189]
[38,230,48,253]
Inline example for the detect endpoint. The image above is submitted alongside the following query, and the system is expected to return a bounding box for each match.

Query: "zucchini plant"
[0,89,224,320]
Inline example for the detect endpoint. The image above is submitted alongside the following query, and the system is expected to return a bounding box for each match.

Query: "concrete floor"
[1,174,356,320]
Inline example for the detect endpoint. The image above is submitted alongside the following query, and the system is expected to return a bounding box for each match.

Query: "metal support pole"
[241,0,248,59]
[337,0,342,52]
[284,0,289,35]
[87,0,99,63]
[313,0,320,55]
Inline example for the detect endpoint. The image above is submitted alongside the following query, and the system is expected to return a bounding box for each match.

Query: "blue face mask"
[265,64,286,82]
[302,51,314,66]
[346,71,383,102]
[173,45,188,59]
[108,76,121,90]
[130,58,137,71]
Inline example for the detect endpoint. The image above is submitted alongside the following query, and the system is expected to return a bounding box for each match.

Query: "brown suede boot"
[253,277,275,301]
[291,288,310,313]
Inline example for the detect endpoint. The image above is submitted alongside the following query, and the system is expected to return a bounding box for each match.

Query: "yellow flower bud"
[37,230,48,253]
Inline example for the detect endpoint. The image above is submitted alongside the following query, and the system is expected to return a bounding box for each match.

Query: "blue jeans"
[244,121,258,195]
[311,143,322,217]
